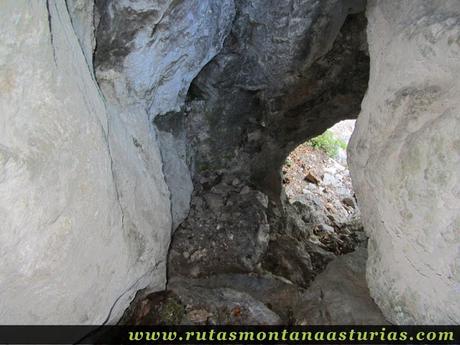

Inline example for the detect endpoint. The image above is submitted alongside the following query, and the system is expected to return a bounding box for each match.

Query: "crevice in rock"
[102,260,165,326]
[45,0,57,65]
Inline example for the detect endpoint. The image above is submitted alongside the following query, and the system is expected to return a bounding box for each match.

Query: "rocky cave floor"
[119,126,388,326]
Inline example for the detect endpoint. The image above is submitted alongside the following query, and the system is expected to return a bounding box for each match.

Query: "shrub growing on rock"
[306,130,347,158]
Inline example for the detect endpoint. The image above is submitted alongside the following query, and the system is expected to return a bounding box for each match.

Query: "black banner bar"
[0,325,457,344]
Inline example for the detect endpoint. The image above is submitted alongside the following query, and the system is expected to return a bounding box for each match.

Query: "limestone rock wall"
[94,0,235,118]
[94,0,235,230]
[0,0,172,324]
[0,0,239,324]
[349,0,460,324]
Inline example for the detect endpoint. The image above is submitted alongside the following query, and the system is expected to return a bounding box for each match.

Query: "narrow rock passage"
[121,126,387,325]
[114,0,380,325]
[2,0,458,325]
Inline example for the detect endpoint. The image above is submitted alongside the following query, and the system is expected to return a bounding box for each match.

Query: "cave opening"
[281,120,364,259]
[271,120,367,278]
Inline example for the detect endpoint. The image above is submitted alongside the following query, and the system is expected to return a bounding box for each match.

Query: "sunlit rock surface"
[349,0,460,324]
[95,0,235,231]
[0,0,169,324]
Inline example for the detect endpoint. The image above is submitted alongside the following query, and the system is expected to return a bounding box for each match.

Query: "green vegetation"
[158,295,185,325]
[306,130,347,158]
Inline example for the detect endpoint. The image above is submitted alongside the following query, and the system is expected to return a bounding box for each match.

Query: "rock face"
[0,0,237,324]
[349,0,460,324]
[0,0,169,324]
[293,249,387,325]
[95,0,235,118]
[94,0,235,231]
[121,279,282,325]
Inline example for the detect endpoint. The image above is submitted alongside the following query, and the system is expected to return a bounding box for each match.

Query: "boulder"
[294,249,387,325]
[121,279,282,325]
